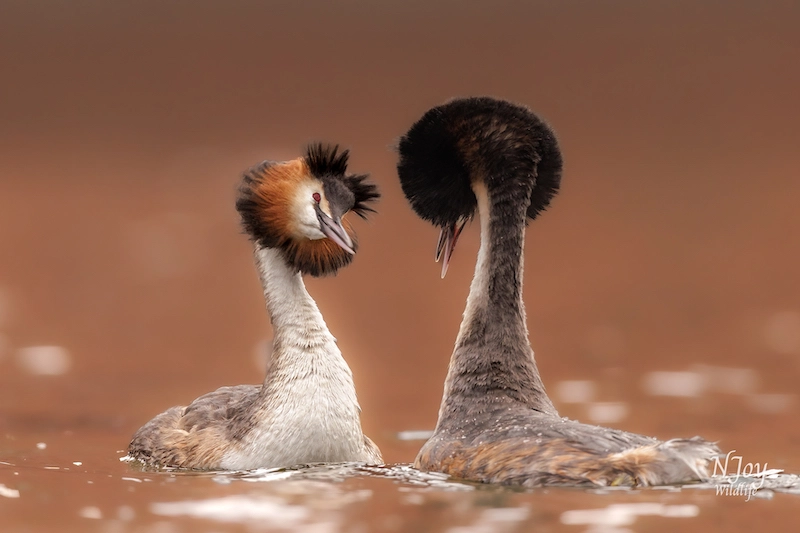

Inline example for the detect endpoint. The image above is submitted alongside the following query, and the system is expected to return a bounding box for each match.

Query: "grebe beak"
[435,218,467,278]
[316,205,356,255]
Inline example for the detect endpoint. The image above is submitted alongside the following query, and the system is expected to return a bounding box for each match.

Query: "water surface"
[2,1,799,531]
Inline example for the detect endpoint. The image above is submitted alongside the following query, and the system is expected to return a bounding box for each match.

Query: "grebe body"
[128,145,382,470]
[398,97,719,487]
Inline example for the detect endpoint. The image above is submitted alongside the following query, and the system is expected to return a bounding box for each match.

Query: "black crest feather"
[345,173,380,219]
[305,143,380,219]
[397,96,562,227]
[306,143,350,178]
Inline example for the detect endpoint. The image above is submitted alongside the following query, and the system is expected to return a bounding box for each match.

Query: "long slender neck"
[252,246,356,392]
[438,181,557,423]
[255,246,326,333]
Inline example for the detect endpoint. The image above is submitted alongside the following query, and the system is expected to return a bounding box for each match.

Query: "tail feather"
[608,437,721,486]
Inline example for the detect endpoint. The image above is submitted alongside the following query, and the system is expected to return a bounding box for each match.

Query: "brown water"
[2,1,800,531]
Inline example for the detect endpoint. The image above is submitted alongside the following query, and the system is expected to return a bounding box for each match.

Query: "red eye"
[312,192,321,203]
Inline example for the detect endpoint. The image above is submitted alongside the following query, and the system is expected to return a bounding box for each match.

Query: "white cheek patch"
[292,181,328,240]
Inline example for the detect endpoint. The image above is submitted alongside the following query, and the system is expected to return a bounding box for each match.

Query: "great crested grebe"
[128,144,382,470]
[397,97,720,487]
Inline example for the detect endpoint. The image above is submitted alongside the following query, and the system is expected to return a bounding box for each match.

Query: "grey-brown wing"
[418,408,716,487]
[127,384,261,468]
[179,385,261,432]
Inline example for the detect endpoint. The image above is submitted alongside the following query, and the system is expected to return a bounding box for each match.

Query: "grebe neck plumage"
[440,181,556,423]
[216,244,370,470]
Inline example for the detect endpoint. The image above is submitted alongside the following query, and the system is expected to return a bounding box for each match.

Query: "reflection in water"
[5,452,800,533]
[236,464,475,492]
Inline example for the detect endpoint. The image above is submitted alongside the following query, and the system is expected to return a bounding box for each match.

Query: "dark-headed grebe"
[397,97,719,487]
[128,144,382,470]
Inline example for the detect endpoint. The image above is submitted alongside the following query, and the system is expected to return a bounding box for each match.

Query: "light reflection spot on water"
[693,364,759,394]
[745,393,795,414]
[0,484,20,498]
[78,506,103,519]
[117,505,136,521]
[151,495,309,525]
[36,442,47,450]
[560,503,699,527]
[397,430,435,441]
[73,461,82,466]
[16,346,72,376]
[586,402,629,424]
[555,380,596,403]
[403,493,425,505]
[644,366,765,398]
[642,371,706,397]
[446,506,531,533]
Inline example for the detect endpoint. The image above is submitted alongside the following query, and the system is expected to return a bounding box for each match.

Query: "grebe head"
[237,143,379,276]
[397,96,562,276]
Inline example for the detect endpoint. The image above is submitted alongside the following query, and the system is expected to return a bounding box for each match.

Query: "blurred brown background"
[1,0,799,476]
